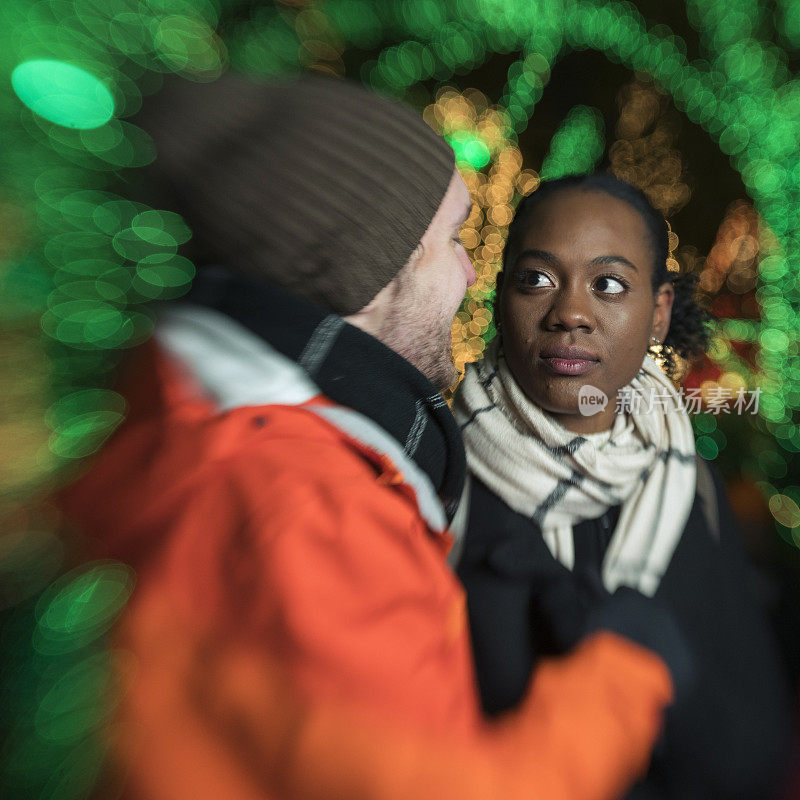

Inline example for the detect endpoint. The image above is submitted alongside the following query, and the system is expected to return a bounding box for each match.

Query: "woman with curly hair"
[453,173,791,799]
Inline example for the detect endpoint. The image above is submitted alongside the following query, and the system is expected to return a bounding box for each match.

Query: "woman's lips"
[541,357,598,376]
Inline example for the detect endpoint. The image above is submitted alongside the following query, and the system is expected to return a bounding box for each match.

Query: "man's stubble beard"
[376,278,458,393]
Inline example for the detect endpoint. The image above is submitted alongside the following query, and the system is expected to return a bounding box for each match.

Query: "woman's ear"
[652,281,675,342]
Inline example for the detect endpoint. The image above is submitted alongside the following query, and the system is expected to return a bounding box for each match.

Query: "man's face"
[377,169,476,390]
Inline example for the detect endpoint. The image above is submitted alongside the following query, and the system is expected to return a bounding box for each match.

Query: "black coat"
[457,465,792,800]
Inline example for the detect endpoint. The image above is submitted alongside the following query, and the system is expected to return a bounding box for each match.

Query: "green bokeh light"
[35,653,114,744]
[45,388,127,456]
[447,130,491,169]
[541,105,605,180]
[34,561,136,655]
[696,435,720,460]
[11,60,115,129]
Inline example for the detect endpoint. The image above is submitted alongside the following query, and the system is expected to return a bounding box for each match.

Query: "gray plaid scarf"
[452,340,697,596]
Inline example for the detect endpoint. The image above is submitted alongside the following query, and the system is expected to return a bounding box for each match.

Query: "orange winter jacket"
[60,304,674,800]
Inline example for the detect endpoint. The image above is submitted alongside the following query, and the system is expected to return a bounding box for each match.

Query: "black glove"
[488,534,609,651]
[488,536,694,703]
[584,587,695,704]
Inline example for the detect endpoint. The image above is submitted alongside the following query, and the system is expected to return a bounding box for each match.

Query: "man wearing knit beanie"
[61,73,688,800]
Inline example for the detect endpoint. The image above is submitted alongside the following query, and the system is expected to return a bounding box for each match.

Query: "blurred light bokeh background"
[3,1,800,796]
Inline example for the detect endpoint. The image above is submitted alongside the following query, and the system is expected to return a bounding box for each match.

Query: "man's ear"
[343,276,397,334]
[343,293,381,333]
[344,242,419,334]
[348,292,381,318]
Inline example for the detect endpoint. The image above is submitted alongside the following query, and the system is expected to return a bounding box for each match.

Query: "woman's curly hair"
[501,172,712,380]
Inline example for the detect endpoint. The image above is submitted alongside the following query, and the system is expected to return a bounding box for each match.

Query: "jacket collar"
[183,267,466,520]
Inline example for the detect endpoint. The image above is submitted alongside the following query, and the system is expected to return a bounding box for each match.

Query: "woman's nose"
[544,288,595,332]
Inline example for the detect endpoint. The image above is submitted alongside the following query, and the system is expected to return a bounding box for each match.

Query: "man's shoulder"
[206,403,406,505]
[183,403,440,557]
[227,402,383,468]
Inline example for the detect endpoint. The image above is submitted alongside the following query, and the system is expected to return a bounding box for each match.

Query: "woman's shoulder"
[693,454,723,543]
[669,455,756,590]
[690,456,745,548]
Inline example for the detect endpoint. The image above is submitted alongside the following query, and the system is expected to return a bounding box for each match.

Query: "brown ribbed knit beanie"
[137,72,456,315]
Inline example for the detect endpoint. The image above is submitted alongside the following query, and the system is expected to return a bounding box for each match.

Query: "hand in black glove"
[487,534,609,652]
[488,536,694,703]
[583,587,694,704]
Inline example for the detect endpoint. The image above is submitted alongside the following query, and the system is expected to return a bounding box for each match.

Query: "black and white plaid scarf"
[453,340,697,596]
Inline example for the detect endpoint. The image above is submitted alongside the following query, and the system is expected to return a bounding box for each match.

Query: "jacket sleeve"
[105,447,675,800]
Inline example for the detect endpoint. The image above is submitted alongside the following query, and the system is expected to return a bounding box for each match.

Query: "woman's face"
[498,189,674,434]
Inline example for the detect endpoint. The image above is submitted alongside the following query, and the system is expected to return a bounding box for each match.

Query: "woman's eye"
[515,270,553,288]
[595,275,627,295]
